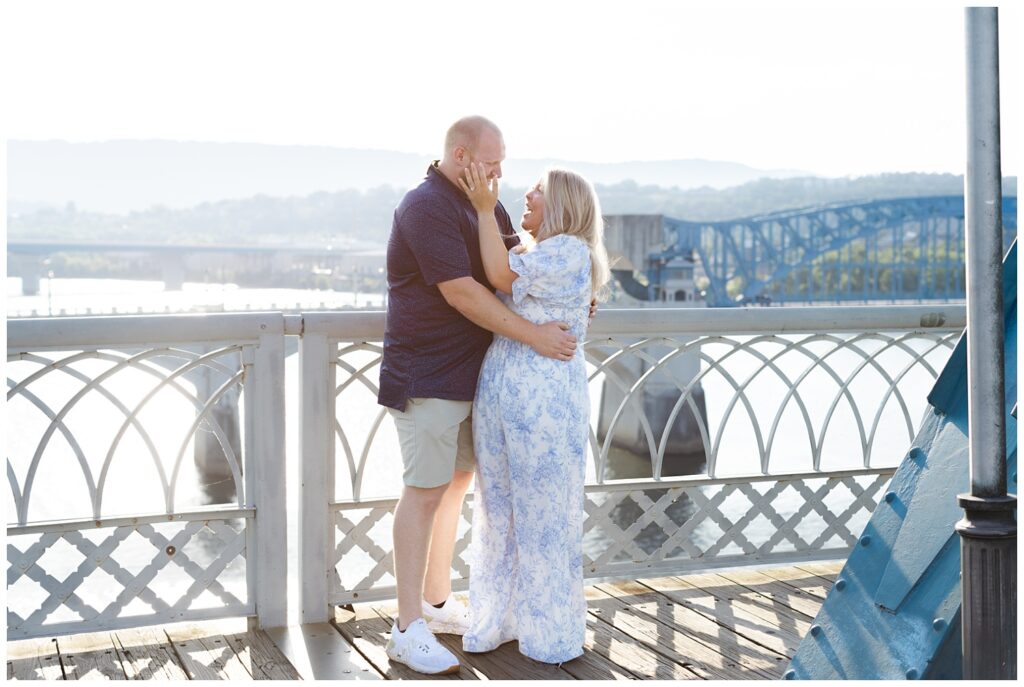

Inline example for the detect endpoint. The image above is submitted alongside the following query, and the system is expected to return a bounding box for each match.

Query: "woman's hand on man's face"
[458,162,499,213]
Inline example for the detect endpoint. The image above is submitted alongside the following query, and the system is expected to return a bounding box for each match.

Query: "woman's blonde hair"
[535,168,611,300]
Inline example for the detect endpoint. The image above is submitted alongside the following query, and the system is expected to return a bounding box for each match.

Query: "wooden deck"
[7,561,841,680]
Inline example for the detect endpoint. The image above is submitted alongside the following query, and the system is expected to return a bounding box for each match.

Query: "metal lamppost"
[957,6,1016,680]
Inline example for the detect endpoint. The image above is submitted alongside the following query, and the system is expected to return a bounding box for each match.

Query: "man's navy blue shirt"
[378,163,517,412]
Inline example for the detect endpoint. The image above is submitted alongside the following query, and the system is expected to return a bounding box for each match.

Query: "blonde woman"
[458,163,610,663]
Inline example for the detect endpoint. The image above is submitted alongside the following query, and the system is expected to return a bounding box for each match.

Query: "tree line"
[8,173,1016,248]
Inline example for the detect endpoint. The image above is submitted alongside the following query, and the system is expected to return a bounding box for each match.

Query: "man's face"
[464,129,505,180]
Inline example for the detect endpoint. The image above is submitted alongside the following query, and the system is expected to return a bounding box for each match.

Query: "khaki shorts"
[388,398,476,488]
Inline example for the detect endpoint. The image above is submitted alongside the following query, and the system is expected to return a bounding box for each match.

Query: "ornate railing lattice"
[7,345,247,524]
[4,309,960,627]
[299,307,964,608]
[7,313,288,639]
[584,330,958,479]
[7,513,251,639]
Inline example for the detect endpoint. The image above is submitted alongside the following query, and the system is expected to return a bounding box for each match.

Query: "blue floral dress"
[463,233,592,663]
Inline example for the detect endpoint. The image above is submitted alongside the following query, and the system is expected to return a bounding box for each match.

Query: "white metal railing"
[297,305,965,620]
[7,306,965,635]
[7,300,383,319]
[6,313,287,639]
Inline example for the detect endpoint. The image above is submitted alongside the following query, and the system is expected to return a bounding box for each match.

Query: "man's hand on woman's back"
[529,321,577,362]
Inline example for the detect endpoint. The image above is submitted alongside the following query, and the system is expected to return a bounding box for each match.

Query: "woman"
[457,163,610,663]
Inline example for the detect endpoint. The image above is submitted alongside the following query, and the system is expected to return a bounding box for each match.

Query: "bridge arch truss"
[655,195,1017,306]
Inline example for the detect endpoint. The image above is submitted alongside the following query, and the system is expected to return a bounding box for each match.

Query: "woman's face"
[521,181,546,236]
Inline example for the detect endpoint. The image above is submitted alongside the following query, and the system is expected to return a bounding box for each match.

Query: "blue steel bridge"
[647,195,1017,307]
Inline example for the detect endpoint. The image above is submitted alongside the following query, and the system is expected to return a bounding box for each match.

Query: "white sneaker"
[386,617,461,675]
[422,594,472,635]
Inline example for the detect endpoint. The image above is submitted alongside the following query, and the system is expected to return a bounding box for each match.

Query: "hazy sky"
[4,0,1020,177]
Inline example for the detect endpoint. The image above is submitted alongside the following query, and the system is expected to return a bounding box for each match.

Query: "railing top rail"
[7,306,965,349]
[7,312,285,351]
[587,305,965,337]
[304,305,966,340]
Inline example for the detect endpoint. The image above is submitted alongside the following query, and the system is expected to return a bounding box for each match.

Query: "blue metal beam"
[786,240,1017,680]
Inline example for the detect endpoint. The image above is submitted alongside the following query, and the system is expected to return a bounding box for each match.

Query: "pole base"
[956,492,1016,679]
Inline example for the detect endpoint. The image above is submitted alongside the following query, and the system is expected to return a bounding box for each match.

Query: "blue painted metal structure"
[650,196,1017,306]
[786,241,1017,680]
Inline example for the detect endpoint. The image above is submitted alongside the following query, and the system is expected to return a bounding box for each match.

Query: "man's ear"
[453,146,467,165]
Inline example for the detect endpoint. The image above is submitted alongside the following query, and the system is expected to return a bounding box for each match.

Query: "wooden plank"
[793,560,844,582]
[165,625,253,680]
[112,626,189,680]
[583,609,700,680]
[332,605,472,680]
[223,631,304,680]
[641,573,809,655]
[673,570,819,631]
[372,604,576,680]
[688,571,819,632]
[6,637,64,680]
[716,567,829,617]
[556,620,637,681]
[431,631,573,681]
[358,601,631,681]
[58,630,128,680]
[585,584,761,679]
[754,565,833,600]
[265,622,381,680]
[676,571,815,642]
[599,579,789,678]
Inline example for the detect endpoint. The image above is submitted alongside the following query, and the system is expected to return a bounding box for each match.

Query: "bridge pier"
[160,254,186,291]
[596,338,708,477]
[191,346,243,503]
[8,256,46,295]
[20,271,41,296]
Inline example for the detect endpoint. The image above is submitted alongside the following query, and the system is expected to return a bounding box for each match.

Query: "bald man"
[378,116,576,674]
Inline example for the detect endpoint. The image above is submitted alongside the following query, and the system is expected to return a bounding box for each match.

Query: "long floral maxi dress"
[463,234,592,663]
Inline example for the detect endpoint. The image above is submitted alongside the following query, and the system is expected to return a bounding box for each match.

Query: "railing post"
[957,7,1016,680]
[299,321,331,623]
[251,317,288,628]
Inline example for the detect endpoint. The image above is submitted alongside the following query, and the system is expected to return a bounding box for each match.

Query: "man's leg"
[389,398,472,632]
[423,468,474,604]
[393,482,448,630]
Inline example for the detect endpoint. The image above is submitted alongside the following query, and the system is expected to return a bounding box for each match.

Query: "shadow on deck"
[6,561,840,680]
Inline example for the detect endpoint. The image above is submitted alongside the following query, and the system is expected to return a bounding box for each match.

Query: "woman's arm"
[459,163,516,295]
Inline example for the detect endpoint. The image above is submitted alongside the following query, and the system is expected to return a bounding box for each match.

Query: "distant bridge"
[649,195,1017,306]
[9,196,1018,306]
[6,240,384,294]
[5,240,379,255]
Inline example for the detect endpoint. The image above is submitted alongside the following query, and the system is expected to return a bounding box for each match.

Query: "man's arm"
[476,207,516,295]
[437,276,577,361]
[458,164,516,294]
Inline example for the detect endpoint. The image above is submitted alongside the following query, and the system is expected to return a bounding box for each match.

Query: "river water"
[6,277,949,625]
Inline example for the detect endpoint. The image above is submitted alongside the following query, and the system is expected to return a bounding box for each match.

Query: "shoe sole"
[435,664,461,675]
[386,649,461,675]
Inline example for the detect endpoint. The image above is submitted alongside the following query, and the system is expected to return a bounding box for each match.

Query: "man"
[378,115,577,674]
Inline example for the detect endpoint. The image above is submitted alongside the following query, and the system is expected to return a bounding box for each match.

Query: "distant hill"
[8,140,809,214]
[8,171,1016,248]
